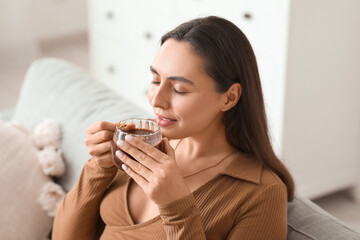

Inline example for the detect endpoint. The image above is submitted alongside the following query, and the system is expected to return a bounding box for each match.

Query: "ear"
[220,83,242,112]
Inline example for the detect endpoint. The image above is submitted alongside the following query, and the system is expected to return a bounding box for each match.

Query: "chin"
[160,127,186,140]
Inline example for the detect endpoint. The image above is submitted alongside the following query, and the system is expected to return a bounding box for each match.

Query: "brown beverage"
[111,119,164,169]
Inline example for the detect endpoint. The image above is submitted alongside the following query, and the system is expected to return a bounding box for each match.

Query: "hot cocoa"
[111,119,164,169]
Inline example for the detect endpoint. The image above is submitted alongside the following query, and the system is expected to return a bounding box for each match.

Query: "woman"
[53,16,294,239]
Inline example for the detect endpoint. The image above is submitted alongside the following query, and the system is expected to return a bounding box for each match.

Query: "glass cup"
[111,118,164,169]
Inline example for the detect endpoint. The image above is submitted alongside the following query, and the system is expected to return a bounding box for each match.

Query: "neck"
[176,118,235,163]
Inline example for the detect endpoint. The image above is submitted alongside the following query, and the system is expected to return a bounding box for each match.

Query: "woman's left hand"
[115,136,191,206]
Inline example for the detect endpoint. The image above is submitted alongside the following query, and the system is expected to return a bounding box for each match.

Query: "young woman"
[53,16,294,239]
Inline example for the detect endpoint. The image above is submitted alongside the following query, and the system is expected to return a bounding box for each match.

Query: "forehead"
[152,39,208,81]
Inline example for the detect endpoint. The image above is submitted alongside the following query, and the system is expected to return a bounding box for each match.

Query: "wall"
[33,0,88,41]
[0,0,87,67]
[282,0,360,198]
[0,0,38,66]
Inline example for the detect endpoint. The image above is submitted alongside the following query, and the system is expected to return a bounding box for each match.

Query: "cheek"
[176,93,219,119]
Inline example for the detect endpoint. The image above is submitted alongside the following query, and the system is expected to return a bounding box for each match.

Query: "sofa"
[1,58,359,240]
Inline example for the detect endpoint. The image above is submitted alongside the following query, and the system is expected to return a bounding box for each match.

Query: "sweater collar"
[219,152,262,184]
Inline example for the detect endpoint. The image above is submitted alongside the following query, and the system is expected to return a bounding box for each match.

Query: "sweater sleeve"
[52,158,118,240]
[158,194,206,240]
[226,183,288,240]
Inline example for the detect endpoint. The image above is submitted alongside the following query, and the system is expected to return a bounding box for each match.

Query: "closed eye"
[150,81,187,95]
[173,88,187,95]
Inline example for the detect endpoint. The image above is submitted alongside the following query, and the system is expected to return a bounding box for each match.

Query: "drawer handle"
[107,66,116,74]
[106,11,114,20]
[243,12,253,20]
[144,32,153,40]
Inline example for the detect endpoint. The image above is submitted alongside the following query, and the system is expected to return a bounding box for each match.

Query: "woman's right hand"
[85,121,116,168]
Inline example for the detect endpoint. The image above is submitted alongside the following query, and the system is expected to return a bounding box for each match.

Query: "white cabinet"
[88,0,289,154]
[89,0,178,112]
[88,0,360,200]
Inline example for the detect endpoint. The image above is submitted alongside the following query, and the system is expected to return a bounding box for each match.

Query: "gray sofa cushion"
[12,58,151,191]
[0,109,15,121]
[287,195,360,239]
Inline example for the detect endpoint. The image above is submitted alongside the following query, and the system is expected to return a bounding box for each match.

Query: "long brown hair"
[161,16,294,201]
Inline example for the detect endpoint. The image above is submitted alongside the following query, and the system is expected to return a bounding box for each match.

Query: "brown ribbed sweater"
[52,153,287,240]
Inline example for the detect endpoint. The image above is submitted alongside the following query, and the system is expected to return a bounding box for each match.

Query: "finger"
[121,163,149,189]
[87,121,116,134]
[116,150,152,181]
[117,138,160,170]
[113,152,124,169]
[124,135,165,163]
[94,152,112,162]
[86,130,114,145]
[88,141,112,156]
[163,137,175,159]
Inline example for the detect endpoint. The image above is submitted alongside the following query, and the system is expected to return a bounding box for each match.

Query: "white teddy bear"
[33,119,62,149]
[33,119,65,177]
[32,119,66,216]
[38,182,66,217]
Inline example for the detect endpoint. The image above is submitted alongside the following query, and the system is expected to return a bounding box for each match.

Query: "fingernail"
[116,150,123,158]
[117,140,125,147]
[125,135,133,141]
[122,164,128,171]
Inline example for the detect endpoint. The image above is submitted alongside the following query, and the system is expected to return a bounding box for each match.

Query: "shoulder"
[220,152,286,190]
[219,153,287,205]
[221,165,287,202]
[255,167,288,209]
[228,166,287,218]
[260,167,287,192]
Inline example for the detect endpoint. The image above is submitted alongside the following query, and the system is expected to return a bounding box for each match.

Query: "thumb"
[163,137,175,159]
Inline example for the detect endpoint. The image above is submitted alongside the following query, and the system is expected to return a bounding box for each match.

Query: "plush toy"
[38,182,66,217]
[8,119,66,217]
[32,119,66,216]
[33,119,62,149]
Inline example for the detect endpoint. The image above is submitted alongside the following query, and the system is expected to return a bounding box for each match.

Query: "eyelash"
[151,81,187,95]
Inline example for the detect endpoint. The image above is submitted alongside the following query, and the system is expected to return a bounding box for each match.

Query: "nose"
[149,83,170,110]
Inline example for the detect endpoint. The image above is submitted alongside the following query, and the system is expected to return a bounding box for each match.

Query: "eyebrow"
[150,66,194,85]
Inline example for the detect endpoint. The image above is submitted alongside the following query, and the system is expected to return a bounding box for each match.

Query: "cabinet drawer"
[92,37,153,112]
[90,0,175,48]
[90,0,290,145]
[172,0,289,153]
[89,0,126,41]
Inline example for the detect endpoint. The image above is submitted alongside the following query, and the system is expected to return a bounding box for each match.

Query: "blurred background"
[0,0,359,231]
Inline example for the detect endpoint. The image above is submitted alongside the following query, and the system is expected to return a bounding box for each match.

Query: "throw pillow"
[0,121,53,240]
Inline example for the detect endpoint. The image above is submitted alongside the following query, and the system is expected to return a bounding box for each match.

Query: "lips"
[156,114,177,127]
